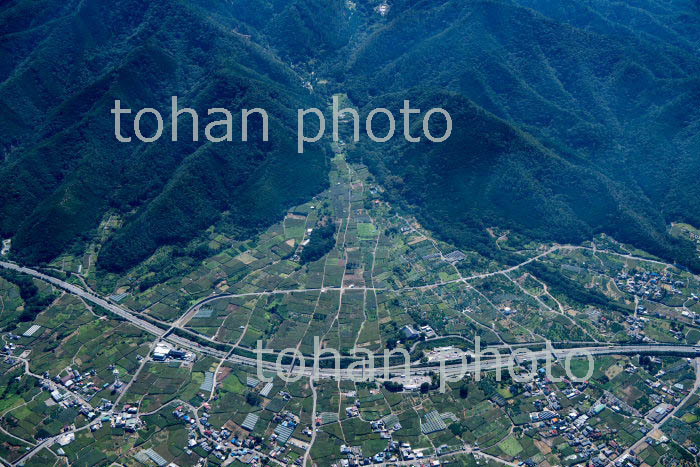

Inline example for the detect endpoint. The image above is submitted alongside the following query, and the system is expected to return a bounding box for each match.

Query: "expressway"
[2,261,699,382]
[0,262,166,337]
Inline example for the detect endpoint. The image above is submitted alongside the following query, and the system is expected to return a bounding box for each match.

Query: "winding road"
[2,261,699,382]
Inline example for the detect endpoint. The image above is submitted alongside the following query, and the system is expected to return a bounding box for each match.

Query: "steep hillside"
[1,0,700,272]
[0,0,330,271]
[339,0,700,268]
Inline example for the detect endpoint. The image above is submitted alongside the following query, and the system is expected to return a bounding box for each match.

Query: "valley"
[2,1,700,466]
[2,152,700,467]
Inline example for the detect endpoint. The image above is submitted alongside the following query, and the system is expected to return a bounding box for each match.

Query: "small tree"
[449,422,464,437]
[459,384,469,399]
[246,392,261,406]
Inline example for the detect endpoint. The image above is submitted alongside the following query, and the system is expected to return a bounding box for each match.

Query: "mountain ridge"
[1,0,699,272]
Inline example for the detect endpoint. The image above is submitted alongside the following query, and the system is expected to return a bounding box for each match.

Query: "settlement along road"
[2,261,699,381]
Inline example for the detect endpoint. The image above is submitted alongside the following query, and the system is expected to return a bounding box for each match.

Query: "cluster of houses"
[34,376,144,449]
[51,366,113,401]
[520,357,698,466]
[2,341,17,354]
[336,394,451,465]
[678,226,700,244]
[168,384,313,466]
[337,440,440,466]
[519,372,641,465]
[421,250,467,264]
[616,270,688,301]
[345,399,361,418]
[38,379,96,422]
[113,405,142,432]
[172,403,267,463]
[643,378,690,411]
[626,311,695,342]
[530,400,633,464]
[625,314,653,342]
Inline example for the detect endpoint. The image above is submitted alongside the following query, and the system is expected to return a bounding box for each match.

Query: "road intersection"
[2,261,699,382]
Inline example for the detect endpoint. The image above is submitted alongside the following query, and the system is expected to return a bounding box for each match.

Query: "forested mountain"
[0,0,330,271]
[338,0,700,268]
[1,0,699,271]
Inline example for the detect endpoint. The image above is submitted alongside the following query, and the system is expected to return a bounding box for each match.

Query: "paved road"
[0,262,166,337]
[3,257,700,467]
[173,242,686,334]
[375,446,519,467]
[615,357,700,464]
[302,380,318,467]
[2,261,700,382]
[13,419,100,466]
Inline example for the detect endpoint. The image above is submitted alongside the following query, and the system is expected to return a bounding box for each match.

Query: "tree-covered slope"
[0,0,330,271]
[1,0,700,272]
[337,0,700,268]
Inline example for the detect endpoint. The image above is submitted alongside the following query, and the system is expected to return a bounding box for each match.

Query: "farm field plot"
[3,158,700,467]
